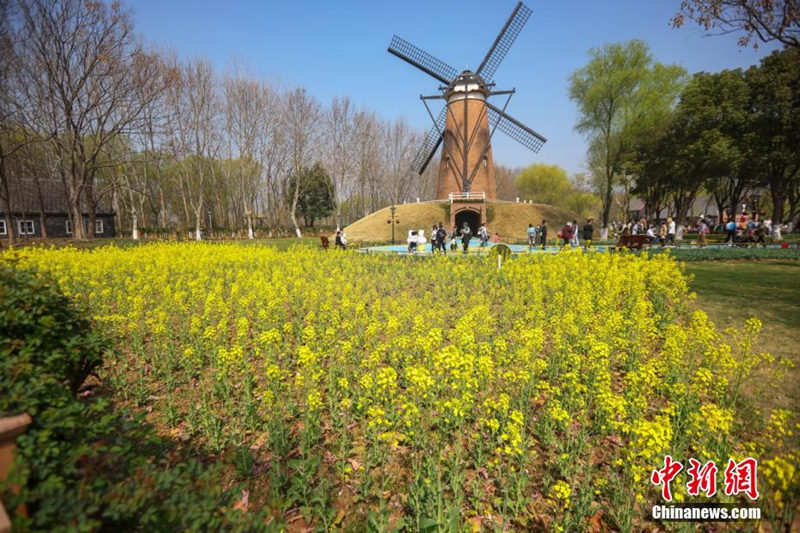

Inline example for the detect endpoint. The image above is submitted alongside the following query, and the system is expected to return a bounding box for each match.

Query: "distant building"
[0,179,115,239]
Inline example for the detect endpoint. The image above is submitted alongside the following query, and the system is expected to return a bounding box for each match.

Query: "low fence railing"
[448,192,485,203]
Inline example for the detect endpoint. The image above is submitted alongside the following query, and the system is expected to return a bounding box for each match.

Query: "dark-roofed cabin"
[1,179,115,239]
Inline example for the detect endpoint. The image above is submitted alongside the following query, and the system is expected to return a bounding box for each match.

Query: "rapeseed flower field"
[4,244,798,530]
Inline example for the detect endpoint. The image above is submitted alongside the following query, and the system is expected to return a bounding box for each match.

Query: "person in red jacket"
[560,221,574,246]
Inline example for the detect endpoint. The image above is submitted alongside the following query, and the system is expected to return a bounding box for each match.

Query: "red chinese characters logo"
[686,458,717,497]
[651,455,683,501]
[723,457,759,500]
[651,456,760,501]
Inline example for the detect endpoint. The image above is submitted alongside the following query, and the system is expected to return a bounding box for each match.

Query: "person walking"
[407,230,418,253]
[755,221,767,247]
[666,217,676,245]
[460,222,472,254]
[582,219,594,248]
[527,223,536,249]
[658,220,667,245]
[539,220,548,249]
[478,223,490,248]
[560,221,574,247]
[570,220,580,247]
[335,230,347,249]
[449,225,458,251]
[435,223,447,254]
[725,219,736,245]
[698,218,709,247]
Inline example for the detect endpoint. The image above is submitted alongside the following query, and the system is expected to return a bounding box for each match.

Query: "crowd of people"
[338,212,792,254]
[615,213,781,247]
[715,215,772,246]
[525,219,595,249]
[409,219,599,253]
[616,217,677,245]
[406,222,500,254]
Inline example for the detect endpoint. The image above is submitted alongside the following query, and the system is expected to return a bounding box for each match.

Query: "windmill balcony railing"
[449,192,486,203]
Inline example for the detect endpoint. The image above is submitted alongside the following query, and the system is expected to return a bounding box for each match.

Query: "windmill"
[388,2,546,228]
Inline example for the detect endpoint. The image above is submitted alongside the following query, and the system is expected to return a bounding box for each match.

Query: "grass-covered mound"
[343,200,579,243]
[3,244,798,531]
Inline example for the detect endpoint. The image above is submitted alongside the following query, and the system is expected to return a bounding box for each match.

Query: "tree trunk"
[247,213,254,239]
[2,213,13,243]
[600,170,613,234]
[1,173,16,245]
[131,205,139,240]
[194,197,203,241]
[770,188,786,224]
[85,182,97,239]
[66,179,87,240]
[69,202,85,240]
[290,183,302,238]
[112,186,121,235]
[159,187,167,228]
[30,165,48,239]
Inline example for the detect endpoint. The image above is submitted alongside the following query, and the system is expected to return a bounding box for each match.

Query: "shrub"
[648,246,800,261]
[0,265,263,532]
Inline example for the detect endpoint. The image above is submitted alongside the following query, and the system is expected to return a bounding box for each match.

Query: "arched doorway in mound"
[454,208,480,234]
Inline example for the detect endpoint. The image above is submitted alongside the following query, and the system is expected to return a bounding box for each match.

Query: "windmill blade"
[411,108,447,174]
[476,2,532,82]
[388,35,458,85]
[487,102,546,152]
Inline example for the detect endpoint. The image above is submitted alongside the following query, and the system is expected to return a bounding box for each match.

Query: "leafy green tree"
[516,163,601,218]
[632,69,756,223]
[691,69,756,220]
[286,162,335,227]
[515,163,572,205]
[746,47,800,223]
[569,40,687,232]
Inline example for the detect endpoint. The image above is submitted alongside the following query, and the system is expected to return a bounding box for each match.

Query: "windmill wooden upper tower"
[388,1,546,229]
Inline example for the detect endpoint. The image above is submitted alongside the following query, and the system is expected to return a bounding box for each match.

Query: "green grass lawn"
[685,260,800,411]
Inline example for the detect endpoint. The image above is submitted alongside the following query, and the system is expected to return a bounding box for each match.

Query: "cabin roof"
[2,179,114,215]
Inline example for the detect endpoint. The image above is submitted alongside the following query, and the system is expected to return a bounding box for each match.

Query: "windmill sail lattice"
[487,103,546,153]
[388,36,458,85]
[411,108,446,175]
[476,2,532,81]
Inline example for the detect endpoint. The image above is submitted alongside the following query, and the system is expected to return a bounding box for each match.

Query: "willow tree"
[569,40,687,236]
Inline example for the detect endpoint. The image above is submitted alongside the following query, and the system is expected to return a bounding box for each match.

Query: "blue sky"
[130,0,781,177]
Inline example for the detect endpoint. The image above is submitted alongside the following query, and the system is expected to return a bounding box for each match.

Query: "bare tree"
[325,97,356,228]
[123,52,177,238]
[0,1,22,243]
[283,88,320,237]
[351,110,381,217]
[255,86,288,232]
[672,0,800,49]
[0,1,53,243]
[494,164,521,201]
[223,68,269,238]
[167,58,220,241]
[16,0,169,239]
[381,118,419,206]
